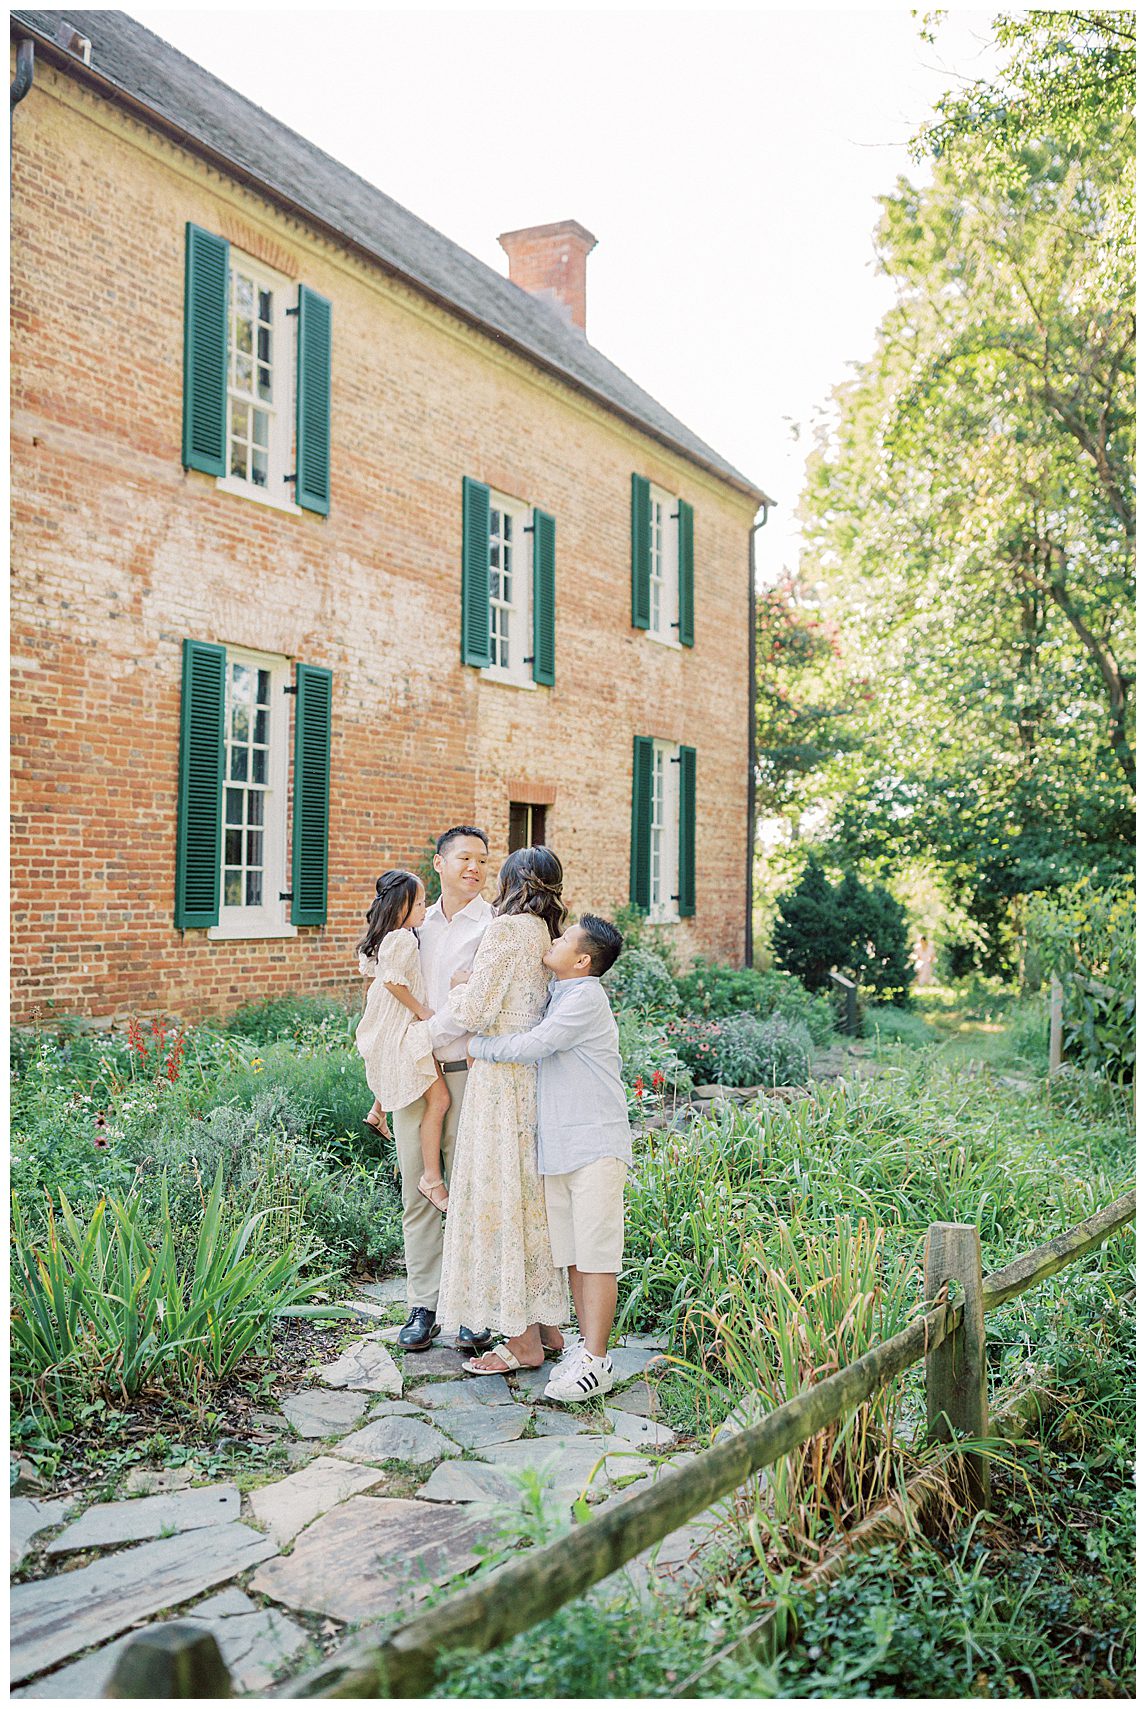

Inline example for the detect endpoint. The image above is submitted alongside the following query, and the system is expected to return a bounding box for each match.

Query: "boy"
[469,913,629,1402]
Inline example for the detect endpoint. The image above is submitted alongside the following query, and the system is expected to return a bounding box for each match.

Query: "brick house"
[10,11,771,1024]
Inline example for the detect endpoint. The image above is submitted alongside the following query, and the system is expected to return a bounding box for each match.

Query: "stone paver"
[399,1344,468,1377]
[332,1416,461,1467]
[607,1345,668,1384]
[336,1297,388,1320]
[281,1389,368,1439]
[475,1436,652,1493]
[415,1461,522,1505]
[356,1276,408,1304]
[247,1456,389,1546]
[16,1603,307,1698]
[46,1484,239,1554]
[505,1362,553,1398]
[10,1522,277,1684]
[123,1466,196,1496]
[250,1496,497,1621]
[430,1402,529,1451]
[319,1333,403,1396]
[604,1408,677,1448]
[410,1374,513,1407]
[531,1409,592,1436]
[10,1498,75,1570]
[368,1398,429,1418]
[607,1387,665,1420]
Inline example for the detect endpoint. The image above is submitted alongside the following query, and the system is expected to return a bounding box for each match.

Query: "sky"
[137,3,1002,585]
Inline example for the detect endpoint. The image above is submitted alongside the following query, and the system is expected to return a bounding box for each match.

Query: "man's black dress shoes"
[456,1324,493,1352]
[398,1306,440,1351]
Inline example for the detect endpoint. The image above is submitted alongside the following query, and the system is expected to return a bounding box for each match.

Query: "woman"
[420,845,568,1374]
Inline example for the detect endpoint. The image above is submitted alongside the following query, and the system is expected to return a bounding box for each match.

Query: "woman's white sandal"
[463,1347,541,1376]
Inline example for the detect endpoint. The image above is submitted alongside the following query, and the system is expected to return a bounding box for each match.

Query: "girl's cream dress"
[355,928,438,1112]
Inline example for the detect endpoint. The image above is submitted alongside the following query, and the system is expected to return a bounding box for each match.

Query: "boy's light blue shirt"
[469,975,632,1176]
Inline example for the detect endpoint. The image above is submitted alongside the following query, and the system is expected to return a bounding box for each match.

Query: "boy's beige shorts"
[543,1156,628,1274]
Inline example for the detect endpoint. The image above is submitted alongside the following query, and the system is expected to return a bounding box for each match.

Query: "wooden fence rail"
[104,1190,1135,1700]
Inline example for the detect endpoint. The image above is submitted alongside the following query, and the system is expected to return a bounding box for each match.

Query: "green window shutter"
[631,474,651,629]
[175,639,226,928]
[677,744,697,917]
[532,508,556,686]
[291,663,333,925]
[461,477,492,666]
[296,285,332,515]
[629,735,654,911]
[182,225,229,476]
[677,500,695,647]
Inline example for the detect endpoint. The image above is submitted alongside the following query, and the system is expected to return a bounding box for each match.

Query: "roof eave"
[11,19,773,509]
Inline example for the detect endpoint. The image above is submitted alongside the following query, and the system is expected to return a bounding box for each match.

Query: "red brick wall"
[10,65,758,1023]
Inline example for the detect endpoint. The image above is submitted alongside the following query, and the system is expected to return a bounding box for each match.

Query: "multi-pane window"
[483,493,534,686]
[489,506,514,670]
[648,483,679,643]
[218,253,297,510]
[509,802,547,852]
[211,647,293,939]
[228,269,274,487]
[649,739,679,922]
[223,661,271,908]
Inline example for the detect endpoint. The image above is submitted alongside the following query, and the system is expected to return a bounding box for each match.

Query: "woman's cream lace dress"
[430,913,568,1336]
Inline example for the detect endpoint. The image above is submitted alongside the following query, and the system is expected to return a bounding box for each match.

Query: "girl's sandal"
[418,1176,449,1214]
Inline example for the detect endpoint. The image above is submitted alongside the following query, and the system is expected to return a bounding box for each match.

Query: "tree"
[789,15,1134,970]
[771,856,850,991]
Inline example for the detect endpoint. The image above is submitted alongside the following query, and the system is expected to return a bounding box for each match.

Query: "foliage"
[224,993,357,1045]
[782,12,1135,975]
[755,571,856,818]
[675,959,836,1044]
[603,946,680,1016]
[1027,874,1134,1082]
[616,1008,694,1116]
[11,1166,340,1428]
[773,857,914,1001]
[666,1013,813,1089]
[865,1004,937,1049]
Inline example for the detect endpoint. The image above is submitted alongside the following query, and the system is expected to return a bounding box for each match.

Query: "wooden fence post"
[1049,975,1064,1076]
[103,1624,232,1698]
[924,1222,989,1512]
[829,971,858,1036]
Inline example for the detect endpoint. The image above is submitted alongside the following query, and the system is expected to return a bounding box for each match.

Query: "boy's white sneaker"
[544,1351,614,1404]
[548,1334,585,1376]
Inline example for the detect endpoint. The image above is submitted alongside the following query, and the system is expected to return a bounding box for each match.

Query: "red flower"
[652,1069,665,1090]
[127,1018,148,1061]
[634,1076,645,1096]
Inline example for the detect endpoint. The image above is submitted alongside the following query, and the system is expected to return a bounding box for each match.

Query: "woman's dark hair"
[493,846,567,940]
[358,869,423,961]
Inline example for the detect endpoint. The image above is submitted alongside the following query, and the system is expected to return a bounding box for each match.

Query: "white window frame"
[481,490,537,690]
[207,645,297,942]
[647,482,680,648]
[648,739,680,924]
[215,252,302,516]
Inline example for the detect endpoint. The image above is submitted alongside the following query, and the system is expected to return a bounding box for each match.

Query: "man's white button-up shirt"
[418,894,493,1061]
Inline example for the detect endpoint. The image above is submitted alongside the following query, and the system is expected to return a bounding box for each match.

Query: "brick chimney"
[498,220,598,333]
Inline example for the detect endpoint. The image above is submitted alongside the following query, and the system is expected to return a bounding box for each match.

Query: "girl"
[355,870,452,1212]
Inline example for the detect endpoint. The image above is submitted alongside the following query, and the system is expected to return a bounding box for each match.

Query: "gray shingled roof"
[12,9,769,503]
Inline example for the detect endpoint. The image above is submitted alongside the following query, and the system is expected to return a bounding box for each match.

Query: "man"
[393,825,494,1354]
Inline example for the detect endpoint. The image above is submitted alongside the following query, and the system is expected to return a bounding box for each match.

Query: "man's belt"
[440,1059,468,1073]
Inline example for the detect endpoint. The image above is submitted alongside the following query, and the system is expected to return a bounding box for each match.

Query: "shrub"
[224,994,357,1046]
[616,1009,694,1115]
[667,1012,813,1087]
[1027,876,1134,1084]
[676,959,836,1044]
[773,857,914,1003]
[603,947,680,1015]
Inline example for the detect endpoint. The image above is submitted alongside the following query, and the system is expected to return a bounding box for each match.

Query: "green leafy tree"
[771,856,850,990]
[788,13,1134,971]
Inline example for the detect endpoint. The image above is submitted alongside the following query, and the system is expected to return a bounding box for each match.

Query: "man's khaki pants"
[391,1064,467,1313]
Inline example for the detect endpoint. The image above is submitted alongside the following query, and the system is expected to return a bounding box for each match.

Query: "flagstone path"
[10,1286,731,1699]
